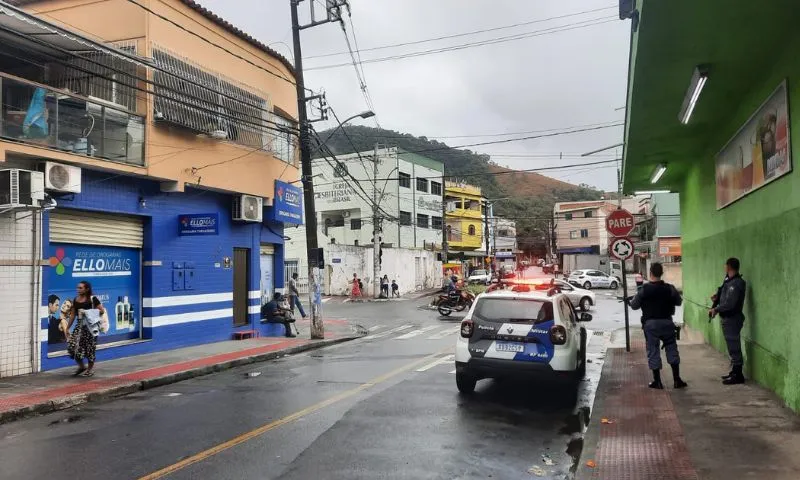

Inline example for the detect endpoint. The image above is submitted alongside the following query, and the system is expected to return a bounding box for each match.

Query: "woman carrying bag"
[67,281,108,377]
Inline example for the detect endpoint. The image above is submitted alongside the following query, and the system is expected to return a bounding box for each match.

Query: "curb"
[0,336,358,425]
[575,347,615,480]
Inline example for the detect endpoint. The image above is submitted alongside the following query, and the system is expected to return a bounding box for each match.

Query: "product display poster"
[46,243,141,351]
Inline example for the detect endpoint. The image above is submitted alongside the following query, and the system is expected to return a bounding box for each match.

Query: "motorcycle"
[436,290,475,316]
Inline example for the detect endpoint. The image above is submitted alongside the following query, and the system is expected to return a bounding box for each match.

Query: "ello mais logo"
[49,247,72,276]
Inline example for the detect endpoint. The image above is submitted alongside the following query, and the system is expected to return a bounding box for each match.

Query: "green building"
[621,0,800,410]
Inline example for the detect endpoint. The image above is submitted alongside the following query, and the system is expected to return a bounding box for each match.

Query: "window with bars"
[584,211,593,218]
[350,218,362,230]
[399,211,412,226]
[417,214,429,228]
[430,181,442,195]
[398,172,411,188]
[416,178,428,193]
[151,48,276,151]
[432,216,443,230]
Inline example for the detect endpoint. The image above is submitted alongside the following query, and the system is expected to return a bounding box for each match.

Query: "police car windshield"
[473,298,554,324]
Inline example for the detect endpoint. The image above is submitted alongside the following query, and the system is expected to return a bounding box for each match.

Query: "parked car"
[467,269,491,285]
[454,286,592,394]
[567,269,620,290]
[550,279,596,311]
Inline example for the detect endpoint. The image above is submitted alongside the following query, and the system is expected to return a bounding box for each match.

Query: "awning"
[558,246,599,255]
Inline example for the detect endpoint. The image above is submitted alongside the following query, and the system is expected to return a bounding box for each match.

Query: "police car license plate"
[496,342,524,353]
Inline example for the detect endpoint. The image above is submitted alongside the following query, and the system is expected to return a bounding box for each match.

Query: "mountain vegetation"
[316,125,604,254]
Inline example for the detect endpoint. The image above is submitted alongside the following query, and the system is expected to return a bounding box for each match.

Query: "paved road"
[0,290,626,480]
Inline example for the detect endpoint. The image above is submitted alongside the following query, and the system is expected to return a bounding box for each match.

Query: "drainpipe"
[30,210,41,372]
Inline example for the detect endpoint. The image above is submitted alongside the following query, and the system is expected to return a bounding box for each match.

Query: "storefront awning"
[558,246,599,255]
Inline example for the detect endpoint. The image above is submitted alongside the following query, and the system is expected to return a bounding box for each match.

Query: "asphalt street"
[0,285,628,480]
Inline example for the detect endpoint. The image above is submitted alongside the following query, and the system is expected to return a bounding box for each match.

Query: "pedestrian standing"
[628,263,687,390]
[288,272,307,319]
[351,273,362,298]
[67,281,104,377]
[709,258,747,385]
[391,279,400,297]
[381,275,390,298]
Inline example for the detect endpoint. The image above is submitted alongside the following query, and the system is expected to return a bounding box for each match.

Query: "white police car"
[454,283,591,394]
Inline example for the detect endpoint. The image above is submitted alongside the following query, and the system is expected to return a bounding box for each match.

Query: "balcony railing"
[0,74,144,166]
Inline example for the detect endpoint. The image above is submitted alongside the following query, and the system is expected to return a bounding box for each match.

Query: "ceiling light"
[650,164,667,184]
[634,190,671,195]
[679,66,709,124]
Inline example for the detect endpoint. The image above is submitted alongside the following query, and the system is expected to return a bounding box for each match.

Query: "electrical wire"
[306,16,617,70]
[306,5,617,59]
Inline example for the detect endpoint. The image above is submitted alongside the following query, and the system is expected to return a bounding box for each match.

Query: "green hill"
[315,125,603,254]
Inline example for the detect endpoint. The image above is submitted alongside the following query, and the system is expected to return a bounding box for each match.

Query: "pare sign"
[606,209,635,237]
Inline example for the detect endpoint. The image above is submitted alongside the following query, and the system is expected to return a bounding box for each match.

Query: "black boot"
[649,369,664,389]
[671,364,688,389]
[721,370,734,380]
[722,365,745,385]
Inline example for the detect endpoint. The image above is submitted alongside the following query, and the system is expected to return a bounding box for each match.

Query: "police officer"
[629,262,687,389]
[709,258,747,385]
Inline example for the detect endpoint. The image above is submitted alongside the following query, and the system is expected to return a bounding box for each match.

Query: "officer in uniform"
[709,258,747,385]
[628,262,687,390]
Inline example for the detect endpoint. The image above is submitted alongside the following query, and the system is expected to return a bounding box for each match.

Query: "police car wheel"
[610,281,618,289]
[456,372,477,394]
[579,297,592,312]
[583,281,592,290]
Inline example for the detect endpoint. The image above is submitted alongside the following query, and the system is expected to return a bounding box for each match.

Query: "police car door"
[558,297,580,346]
[469,297,555,364]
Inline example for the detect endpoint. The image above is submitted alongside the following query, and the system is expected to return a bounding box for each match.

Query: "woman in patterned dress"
[67,281,105,377]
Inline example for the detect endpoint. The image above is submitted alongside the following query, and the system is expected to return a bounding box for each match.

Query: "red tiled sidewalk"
[580,339,699,480]
[0,322,359,424]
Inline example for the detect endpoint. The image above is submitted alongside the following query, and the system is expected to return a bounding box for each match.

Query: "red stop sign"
[606,209,635,237]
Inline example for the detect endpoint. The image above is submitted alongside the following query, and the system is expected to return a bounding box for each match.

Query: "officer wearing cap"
[709,257,747,385]
[628,262,687,390]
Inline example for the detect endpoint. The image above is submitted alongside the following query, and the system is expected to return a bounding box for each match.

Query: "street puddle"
[48,415,83,426]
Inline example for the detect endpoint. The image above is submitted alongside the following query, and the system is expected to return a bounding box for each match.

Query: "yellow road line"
[138,349,451,480]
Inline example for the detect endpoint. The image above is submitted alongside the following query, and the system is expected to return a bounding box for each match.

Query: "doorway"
[233,247,250,327]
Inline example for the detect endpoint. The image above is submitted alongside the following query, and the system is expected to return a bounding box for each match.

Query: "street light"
[317,110,375,148]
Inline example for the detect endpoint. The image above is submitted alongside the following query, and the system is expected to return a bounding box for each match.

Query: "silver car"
[551,279,596,311]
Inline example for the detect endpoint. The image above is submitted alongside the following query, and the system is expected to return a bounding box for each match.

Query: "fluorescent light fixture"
[650,163,667,184]
[679,66,709,124]
[634,190,671,195]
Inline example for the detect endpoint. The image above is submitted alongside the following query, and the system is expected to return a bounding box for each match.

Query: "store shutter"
[49,210,143,248]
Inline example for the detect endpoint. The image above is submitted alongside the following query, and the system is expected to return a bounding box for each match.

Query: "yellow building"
[445,181,484,251]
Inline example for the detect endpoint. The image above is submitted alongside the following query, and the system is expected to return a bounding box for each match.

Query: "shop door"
[233,248,250,327]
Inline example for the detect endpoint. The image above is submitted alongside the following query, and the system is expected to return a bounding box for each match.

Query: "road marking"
[138,348,451,480]
[415,354,455,372]
[427,326,461,340]
[395,325,439,340]
[363,324,413,339]
[321,297,330,303]
[367,325,384,332]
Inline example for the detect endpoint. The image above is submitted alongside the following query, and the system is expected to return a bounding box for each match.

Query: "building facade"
[620,0,800,409]
[444,181,486,268]
[492,217,518,268]
[0,1,300,376]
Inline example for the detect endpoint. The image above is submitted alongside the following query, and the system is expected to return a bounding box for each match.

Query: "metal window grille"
[398,172,411,188]
[399,211,412,226]
[151,47,280,151]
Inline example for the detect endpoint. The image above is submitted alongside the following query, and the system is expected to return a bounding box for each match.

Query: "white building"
[283,147,444,295]
[492,217,518,268]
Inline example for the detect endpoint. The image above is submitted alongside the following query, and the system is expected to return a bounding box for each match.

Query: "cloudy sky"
[197,0,630,191]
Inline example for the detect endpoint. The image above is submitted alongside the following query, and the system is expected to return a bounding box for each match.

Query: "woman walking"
[67,281,104,377]
[351,273,362,299]
[381,275,390,298]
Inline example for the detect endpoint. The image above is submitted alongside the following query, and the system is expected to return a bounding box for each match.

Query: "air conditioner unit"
[342,211,350,218]
[232,194,263,222]
[44,162,82,193]
[0,169,45,209]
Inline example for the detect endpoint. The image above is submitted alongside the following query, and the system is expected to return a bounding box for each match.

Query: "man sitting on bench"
[261,293,296,338]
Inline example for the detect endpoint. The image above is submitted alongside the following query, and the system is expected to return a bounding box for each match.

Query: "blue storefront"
[40,170,299,371]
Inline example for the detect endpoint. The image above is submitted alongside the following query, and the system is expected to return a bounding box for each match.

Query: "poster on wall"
[273,180,304,224]
[46,244,141,352]
[716,81,792,209]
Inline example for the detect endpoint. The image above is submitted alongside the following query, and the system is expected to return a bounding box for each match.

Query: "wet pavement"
[0,288,624,480]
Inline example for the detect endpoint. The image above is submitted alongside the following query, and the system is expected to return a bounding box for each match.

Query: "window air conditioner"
[0,169,45,209]
[44,162,82,193]
[233,194,263,222]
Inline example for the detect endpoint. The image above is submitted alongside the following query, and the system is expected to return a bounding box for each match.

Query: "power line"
[306,5,617,59]
[306,16,617,71]
[123,0,296,86]
[340,11,380,128]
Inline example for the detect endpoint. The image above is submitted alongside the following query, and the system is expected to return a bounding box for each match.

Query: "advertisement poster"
[46,244,141,352]
[716,81,792,209]
[273,180,304,224]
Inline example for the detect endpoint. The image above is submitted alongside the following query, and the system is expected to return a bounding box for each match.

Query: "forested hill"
[316,125,604,253]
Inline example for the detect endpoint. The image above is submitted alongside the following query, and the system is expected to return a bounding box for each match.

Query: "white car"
[550,279,595,312]
[567,269,620,290]
[467,269,491,285]
[454,286,592,394]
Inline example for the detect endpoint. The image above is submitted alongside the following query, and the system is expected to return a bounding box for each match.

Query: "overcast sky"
[197,0,629,191]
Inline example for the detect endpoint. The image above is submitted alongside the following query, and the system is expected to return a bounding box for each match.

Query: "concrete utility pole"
[291,0,348,339]
[372,144,381,299]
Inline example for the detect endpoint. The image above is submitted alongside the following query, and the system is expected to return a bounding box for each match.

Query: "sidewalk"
[579,329,800,479]
[0,318,361,424]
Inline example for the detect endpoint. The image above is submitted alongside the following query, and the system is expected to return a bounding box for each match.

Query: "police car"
[454,282,592,394]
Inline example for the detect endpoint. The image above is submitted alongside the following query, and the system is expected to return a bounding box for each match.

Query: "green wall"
[681,34,800,410]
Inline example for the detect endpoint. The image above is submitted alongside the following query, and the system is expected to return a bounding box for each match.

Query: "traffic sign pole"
[606,208,635,353]
[622,260,630,352]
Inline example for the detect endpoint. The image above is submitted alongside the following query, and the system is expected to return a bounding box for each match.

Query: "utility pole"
[441,178,448,264]
[291,0,347,339]
[484,199,490,270]
[372,144,381,299]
